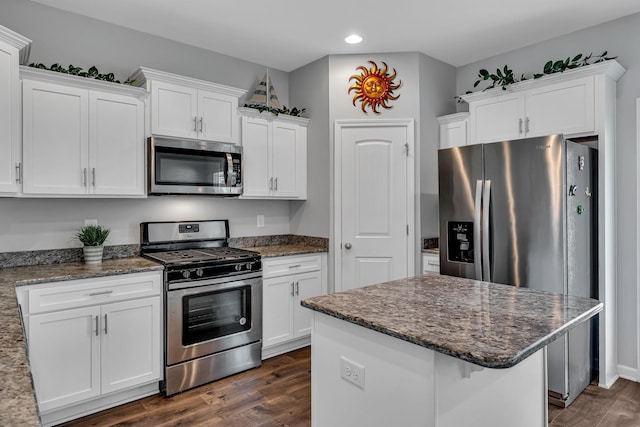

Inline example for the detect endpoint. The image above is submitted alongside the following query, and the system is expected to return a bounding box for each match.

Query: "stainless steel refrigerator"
[438,134,597,407]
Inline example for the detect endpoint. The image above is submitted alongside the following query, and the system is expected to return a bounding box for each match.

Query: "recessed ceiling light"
[345,34,363,44]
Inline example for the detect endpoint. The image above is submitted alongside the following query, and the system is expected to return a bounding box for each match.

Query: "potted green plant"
[76,224,110,264]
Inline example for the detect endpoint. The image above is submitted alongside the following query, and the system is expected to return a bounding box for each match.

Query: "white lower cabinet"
[422,252,440,274]
[262,253,326,358]
[19,271,162,426]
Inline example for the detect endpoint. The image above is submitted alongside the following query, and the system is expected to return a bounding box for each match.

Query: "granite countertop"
[302,274,602,369]
[247,244,328,258]
[0,257,163,427]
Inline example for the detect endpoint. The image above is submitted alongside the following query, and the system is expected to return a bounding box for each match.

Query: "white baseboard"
[262,336,310,359]
[599,373,620,389]
[618,364,639,382]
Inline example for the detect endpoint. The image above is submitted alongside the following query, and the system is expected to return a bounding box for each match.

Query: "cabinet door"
[151,80,198,139]
[0,41,20,194]
[101,297,161,394]
[241,116,272,197]
[262,276,295,348]
[29,306,101,412]
[293,271,324,338]
[524,76,595,138]
[422,253,440,274]
[271,121,306,199]
[198,89,239,143]
[469,93,524,144]
[22,79,89,195]
[440,119,468,149]
[89,91,145,196]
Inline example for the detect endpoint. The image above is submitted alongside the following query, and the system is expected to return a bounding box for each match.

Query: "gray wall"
[456,12,640,377]
[289,56,330,238]
[0,0,293,251]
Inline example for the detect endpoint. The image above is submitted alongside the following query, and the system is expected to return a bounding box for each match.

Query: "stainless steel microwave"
[148,136,242,196]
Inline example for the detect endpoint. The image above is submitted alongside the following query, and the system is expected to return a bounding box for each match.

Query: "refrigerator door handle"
[482,180,491,281]
[474,180,483,280]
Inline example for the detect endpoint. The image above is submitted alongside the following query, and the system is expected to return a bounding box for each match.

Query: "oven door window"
[182,286,251,346]
[155,147,238,187]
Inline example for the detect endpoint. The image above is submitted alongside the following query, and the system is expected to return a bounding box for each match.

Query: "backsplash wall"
[0,197,291,253]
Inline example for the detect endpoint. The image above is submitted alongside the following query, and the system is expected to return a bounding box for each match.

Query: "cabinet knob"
[344,243,352,249]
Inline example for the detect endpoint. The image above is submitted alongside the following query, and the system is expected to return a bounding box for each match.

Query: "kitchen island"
[301,274,602,427]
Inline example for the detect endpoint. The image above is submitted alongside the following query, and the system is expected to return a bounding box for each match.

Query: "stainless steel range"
[140,220,262,396]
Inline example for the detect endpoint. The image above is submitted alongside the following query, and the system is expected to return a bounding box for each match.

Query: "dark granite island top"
[301,273,602,369]
[0,257,163,427]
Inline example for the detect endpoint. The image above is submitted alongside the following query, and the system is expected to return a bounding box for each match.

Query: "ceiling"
[31,0,640,72]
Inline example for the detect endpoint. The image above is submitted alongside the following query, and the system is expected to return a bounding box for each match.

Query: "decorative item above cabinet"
[239,107,309,200]
[459,60,624,145]
[130,67,246,144]
[20,66,147,197]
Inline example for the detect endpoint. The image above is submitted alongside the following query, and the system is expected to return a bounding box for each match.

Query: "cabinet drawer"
[263,254,321,279]
[422,253,440,274]
[28,272,162,314]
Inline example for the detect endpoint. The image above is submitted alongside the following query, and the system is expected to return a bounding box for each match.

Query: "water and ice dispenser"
[447,221,474,263]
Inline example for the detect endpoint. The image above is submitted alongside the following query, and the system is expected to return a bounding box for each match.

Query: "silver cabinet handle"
[525,117,530,133]
[104,314,108,334]
[290,282,295,296]
[269,177,274,190]
[15,163,21,184]
[89,290,113,297]
[199,117,203,133]
[83,168,87,186]
[288,264,301,269]
[274,177,278,191]
[344,243,352,249]
[519,118,523,134]
[193,116,198,132]
[92,168,96,186]
[95,315,99,337]
[295,281,300,296]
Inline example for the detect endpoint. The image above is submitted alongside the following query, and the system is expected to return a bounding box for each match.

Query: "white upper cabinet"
[239,107,308,200]
[0,25,30,196]
[131,67,245,144]
[21,67,147,197]
[437,112,469,149]
[462,61,624,145]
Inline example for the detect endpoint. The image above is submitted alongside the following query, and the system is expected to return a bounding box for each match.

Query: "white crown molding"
[20,66,149,99]
[460,60,625,104]
[0,24,32,65]
[238,106,309,126]
[131,66,247,98]
[436,112,469,125]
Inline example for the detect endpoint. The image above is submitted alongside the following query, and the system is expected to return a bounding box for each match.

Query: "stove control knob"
[182,270,191,279]
[195,268,204,277]
[235,264,242,271]
[245,262,252,270]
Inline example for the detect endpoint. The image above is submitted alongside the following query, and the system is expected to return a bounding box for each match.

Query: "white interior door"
[335,120,414,292]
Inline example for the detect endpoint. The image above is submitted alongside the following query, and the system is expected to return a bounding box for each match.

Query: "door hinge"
[404,143,409,156]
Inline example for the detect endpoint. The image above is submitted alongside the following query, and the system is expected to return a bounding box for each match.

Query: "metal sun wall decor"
[348,61,401,114]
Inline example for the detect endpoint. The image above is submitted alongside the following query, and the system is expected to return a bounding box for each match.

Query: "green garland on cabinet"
[28,62,136,85]
[468,51,616,94]
[243,103,306,117]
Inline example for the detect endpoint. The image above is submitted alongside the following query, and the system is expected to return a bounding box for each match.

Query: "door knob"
[344,243,352,249]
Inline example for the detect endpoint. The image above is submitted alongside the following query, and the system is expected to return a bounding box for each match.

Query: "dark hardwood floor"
[61,347,640,426]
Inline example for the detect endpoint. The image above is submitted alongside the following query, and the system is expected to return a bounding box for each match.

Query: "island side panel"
[435,348,547,427]
[311,312,437,427]
[310,311,548,427]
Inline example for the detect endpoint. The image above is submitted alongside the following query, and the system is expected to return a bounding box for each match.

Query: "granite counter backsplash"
[0,257,163,427]
[230,234,328,258]
[0,244,139,268]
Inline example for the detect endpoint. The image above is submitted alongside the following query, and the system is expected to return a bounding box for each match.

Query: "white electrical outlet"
[257,215,265,228]
[340,356,365,389]
[84,219,98,226]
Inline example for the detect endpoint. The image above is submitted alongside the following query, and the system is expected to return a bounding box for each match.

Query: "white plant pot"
[83,245,104,265]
